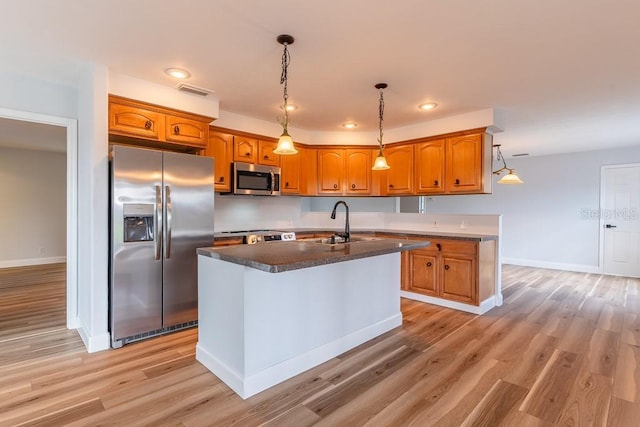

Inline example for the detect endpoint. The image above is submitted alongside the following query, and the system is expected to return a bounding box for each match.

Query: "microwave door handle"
[155,185,162,260]
[270,171,275,194]
[165,185,172,259]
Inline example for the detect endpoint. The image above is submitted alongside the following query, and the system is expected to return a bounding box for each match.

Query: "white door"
[602,164,640,277]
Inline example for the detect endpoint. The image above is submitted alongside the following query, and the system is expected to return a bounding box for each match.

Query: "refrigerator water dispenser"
[123,203,154,242]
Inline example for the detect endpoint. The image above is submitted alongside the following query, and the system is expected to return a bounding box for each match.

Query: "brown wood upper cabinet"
[257,140,281,167]
[233,138,281,167]
[415,139,445,194]
[233,137,258,163]
[445,133,490,193]
[165,116,209,147]
[204,129,234,192]
[281,145,302,194]
[317,148,371,195]
[381,144,415,195]
[414,132,492,195]
[108,95,211,148]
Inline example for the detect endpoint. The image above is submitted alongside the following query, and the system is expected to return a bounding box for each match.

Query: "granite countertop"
[198,237,430,273]
[213,228,497,242]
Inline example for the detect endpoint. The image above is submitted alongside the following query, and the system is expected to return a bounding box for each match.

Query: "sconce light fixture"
[372,83,391,170]
[493,144,523,184]
[274,34,298,155]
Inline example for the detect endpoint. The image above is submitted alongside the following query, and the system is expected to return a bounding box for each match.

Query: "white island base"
[196,252,402,399]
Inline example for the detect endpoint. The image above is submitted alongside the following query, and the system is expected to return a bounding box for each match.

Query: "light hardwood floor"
[1,263,639,426]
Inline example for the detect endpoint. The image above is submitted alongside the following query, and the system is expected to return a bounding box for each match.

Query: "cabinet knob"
[351,183,356,189]
[426,261,432,267]
[245,152,251,157]
[333,184,338,189]
[436,243,442,251]
[434,179,438,186]
[218,176,225,183]
[455,178,460,185]
[264,155,269,160]
[389,184,394,189]
[444,264,450,271]
[144,120,152,130]
[285,182,289,188]
[174,125,180,135]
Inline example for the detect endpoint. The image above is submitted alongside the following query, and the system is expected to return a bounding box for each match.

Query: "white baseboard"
[0,256,66,269]
[196,313,403,399]
[502,257,600,274]
[76,320,111,353]
[400,291,496,315]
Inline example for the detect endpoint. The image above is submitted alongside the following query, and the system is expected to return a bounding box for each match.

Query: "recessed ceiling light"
[165,68,191,79]
[418,102,438,111]
[342,122,358,129]
[280,104,298,112]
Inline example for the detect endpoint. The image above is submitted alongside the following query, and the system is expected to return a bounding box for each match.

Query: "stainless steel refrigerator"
[109,145,215,348]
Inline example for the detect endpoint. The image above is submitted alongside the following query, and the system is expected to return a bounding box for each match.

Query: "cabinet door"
[410,252,439,297]
[415,139,445,193]
[109,103,163,140]
[440,254,476,304]
[165,116,208,147]
[281,146,301,194]
[384,145,415,195]
[234,137,258,163]
[317,149,344,193]
[205,130,233,192]
[345,148,371,194]
[446,134,482,193]
[258,140,281,166]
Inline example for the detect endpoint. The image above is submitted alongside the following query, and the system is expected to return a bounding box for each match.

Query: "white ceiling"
[2,0,640,157]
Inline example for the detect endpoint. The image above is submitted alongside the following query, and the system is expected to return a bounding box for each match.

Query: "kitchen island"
[196,237,428,399]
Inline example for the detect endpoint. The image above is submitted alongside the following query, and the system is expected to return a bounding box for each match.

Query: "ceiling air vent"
[176,83,213,97]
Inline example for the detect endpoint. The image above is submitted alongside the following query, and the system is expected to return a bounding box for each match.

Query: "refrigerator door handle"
[165,185,172,259]
[155,185,162,260]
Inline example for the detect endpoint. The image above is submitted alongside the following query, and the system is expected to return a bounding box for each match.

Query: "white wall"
[76,62,110,351]
[0,69,78,118]
[0,147,66,266]
[424,145,640,272]
[307,196,397,213]
[215,195,308,231]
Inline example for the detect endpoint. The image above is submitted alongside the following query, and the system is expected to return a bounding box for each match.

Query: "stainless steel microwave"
[232,162,281,196]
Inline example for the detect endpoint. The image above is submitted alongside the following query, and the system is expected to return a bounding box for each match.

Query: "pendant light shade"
[493,144,524,184]
[497,170,524,184]
[372,152,390,170]
[274,130,296,155]
[372,83,390,170]
[274,34,298,155]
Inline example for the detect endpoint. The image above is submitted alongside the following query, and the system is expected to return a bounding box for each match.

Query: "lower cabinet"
[402,237,495,306]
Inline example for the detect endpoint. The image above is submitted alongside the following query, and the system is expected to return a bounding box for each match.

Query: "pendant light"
[493,144,524,184]
[273,34,298,155]
[372,83,390,170]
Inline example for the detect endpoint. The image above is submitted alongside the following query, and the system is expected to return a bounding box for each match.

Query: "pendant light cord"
[280,42,291,127]
[378,88,385,150]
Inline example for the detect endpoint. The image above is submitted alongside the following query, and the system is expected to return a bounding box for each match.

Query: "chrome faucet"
[330,200,350,242]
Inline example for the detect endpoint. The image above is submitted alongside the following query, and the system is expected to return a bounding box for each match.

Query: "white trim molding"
[502,257,600,274]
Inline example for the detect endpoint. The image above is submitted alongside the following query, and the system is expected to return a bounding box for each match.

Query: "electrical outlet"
[460,221,467,229]
[39,247,45,254]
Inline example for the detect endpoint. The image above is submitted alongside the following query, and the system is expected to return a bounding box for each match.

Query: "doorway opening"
[0,108,78,329]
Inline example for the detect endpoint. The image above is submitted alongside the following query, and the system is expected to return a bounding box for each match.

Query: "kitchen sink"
[301,236,381,245]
